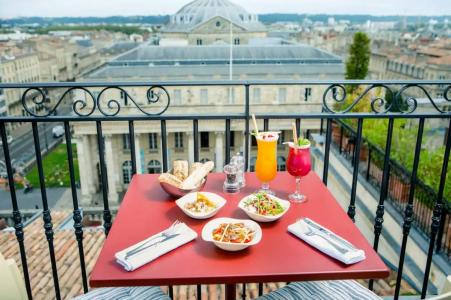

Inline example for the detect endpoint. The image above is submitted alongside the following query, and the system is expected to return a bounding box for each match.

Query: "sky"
[0,0,450,19]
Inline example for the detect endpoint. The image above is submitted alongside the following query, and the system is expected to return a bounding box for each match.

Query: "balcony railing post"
[394,118,425,300]
[421,118,451,298]
[225,119,231,164]
[193,119,199,162]
[64,121,88,293]
[369,117,394,291]
[366,147,372,181]
[339,125,344,154]
[0,122,33,300]
[322,118,332,185]
[128,120,137,176]
[32,121,61,300]
[96,121,113,236]
[160,120,168,172]
[348,118,363,222]
[244,84,250,171]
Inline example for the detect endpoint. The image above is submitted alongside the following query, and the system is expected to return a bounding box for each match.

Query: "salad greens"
[244,192,285,216]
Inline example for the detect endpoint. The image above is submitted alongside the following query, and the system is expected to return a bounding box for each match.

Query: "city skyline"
[0,0,450,19]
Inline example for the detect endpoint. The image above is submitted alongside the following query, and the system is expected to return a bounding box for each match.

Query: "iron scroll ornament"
[322,84,395,113]
[395,84,451,114]
[21,85,170,117]
[96,86,170,117]
[21,87,97,117]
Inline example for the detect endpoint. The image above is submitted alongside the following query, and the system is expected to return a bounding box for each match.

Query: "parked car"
[52,126,64,138]
[0,135,13,145]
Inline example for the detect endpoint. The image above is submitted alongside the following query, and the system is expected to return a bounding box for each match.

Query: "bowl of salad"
[201,217,262,251]
[238,192,290,222]
[176,192,226,219]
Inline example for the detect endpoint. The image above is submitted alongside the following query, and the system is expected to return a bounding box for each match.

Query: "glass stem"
[262,182,269,191]
[296,177,301,195]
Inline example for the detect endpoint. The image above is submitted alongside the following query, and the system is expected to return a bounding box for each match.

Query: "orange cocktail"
[255,132,279,195]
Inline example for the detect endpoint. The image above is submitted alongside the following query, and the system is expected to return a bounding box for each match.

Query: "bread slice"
[181,161,215,190]
[173,160,189,180]
[158,173,183,188]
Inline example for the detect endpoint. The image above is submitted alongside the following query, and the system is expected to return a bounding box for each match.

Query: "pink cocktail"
[286,143,311,203]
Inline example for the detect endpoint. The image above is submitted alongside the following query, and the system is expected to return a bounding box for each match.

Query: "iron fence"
[0,80,450,300]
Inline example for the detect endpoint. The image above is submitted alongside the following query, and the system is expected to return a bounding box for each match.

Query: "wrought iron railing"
[0,80,450,300]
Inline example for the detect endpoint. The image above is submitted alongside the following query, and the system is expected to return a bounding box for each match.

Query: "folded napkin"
[115,222,197,271]
[288,218,365,265]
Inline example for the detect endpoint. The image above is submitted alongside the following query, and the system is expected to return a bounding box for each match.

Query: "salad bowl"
[201,217,262,251]
[238,192,290,222]
[175,192,226,219]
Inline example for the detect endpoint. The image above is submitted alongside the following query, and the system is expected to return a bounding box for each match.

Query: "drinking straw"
[252,114,259,136]
[292,122,298,152]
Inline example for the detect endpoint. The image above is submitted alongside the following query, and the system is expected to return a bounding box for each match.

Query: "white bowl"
[238,193,290,222]
[201,217,262,251]
[175,192,226,219]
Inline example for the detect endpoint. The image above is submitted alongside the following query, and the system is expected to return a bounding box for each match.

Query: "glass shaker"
[223,164,240,193]
[231,152,246,188]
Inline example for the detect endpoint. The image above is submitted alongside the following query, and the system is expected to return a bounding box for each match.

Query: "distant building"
[74,0,344,205]
[160,0,267,45]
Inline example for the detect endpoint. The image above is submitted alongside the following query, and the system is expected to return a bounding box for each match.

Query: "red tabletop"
[90,172,389,287]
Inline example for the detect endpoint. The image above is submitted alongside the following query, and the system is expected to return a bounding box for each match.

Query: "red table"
[90,172,389,299]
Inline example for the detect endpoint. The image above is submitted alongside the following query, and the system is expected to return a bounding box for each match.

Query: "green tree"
[345,32,371,80]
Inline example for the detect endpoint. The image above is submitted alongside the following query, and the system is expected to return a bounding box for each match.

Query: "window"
[234,38,240,45]
[200,132,209,148]
[149,133,158,150]
[251,134,257,147]
[277,156,286,171]
[250,157,257,172]
[200,89,208,104]
[122,161,132,184]
[278,131,285,145]
[200,158,210,163]
[174,89,182,105]
[121,91,128,106]
[216,21,221,27]
[175,132,184,149]
[227,87,235,104]
[123,134,130,150]
[230,131,235,147]
[253,88,261,103]
[278,88,287,103]
[304,88,312,101]
[196,39,203,45]
[147,160,161,174]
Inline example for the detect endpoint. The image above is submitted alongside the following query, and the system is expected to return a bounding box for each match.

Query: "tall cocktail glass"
[255,132,279,195]
[286,142,311,203]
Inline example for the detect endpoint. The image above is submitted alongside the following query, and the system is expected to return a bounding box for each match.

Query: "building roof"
[112,44,342,64]
[163,0,266,33]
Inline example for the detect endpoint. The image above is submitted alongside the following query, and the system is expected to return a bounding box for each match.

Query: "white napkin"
[115,222,197,271]
[288,218,366,265]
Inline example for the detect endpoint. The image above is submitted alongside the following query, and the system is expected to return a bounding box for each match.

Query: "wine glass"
[286,142,311,203]
[255,132,279,195]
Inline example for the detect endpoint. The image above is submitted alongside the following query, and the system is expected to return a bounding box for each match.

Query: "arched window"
[277,156,286,171]
[250,157,257,172]
[148,160,161,174]
[122,161,132,184]
[200,158,210,163]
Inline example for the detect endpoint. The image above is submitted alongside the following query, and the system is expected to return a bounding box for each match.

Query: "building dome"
[164,0,266,32]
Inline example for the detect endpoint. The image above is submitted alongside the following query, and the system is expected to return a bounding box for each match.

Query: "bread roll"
[158,173,182,188]
[173,160,189,180]
[181,161,215,190]
[189,162,203,175]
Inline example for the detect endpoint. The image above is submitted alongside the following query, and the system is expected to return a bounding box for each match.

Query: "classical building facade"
[74,0,344,205]
[160,0,267,45]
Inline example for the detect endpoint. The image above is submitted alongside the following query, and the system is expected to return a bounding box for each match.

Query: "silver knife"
[303,218,357,251]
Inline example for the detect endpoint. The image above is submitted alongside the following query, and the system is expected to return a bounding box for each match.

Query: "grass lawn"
[26,143,80,188]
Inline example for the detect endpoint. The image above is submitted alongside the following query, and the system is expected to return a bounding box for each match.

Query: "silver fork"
[124,220,181,259]
[304,225,349,255]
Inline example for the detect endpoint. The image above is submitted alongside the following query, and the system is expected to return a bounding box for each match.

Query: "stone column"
[104,134,118,204]
[82,135,96,194]
[76,136,92,205]
[215,132,224,172]
[187,132,194,164]
[135,134,142,174]
[89,135,99,191]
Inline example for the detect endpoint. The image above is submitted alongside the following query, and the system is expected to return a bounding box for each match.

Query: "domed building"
[161,0,267,45]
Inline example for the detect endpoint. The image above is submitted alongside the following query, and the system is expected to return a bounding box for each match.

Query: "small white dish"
[238,193,290,222]
[201,217,262,251]
[175,192,226,219]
